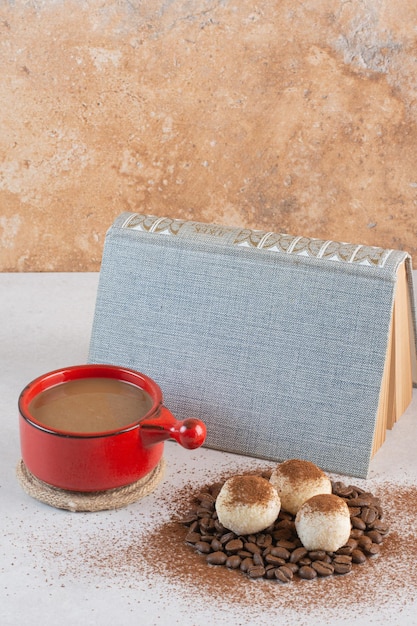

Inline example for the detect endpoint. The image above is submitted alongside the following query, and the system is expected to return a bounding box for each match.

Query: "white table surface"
[1,272,416,626]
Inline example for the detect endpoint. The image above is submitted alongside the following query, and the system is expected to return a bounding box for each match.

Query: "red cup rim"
[18,364,163,439]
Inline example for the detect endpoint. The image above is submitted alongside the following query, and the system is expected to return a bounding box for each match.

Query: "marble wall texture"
[1,0,416,271]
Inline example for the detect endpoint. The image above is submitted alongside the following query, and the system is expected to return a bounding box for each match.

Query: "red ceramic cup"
[18,364,207,492]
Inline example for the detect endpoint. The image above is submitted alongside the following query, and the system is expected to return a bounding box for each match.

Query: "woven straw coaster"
[16,457,166,512]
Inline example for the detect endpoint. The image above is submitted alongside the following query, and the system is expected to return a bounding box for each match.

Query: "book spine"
[119,212,406,271]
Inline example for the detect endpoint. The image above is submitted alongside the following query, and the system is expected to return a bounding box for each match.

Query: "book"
[88,212,417,478]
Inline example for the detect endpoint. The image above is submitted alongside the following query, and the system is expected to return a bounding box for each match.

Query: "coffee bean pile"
[180,475,389,583]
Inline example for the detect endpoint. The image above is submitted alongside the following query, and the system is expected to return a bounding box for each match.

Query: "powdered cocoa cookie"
[295,493,351,552]
[215,475,281,535]
[269,459,332,514]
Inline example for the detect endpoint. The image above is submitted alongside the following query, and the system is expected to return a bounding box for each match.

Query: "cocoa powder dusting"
[304,493,347,513]
[28,472,417,625]
[279,459,326,483]
[223,474,273,508]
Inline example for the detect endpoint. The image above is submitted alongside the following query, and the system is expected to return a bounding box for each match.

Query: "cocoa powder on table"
[136,475,417,621]
[28,470,417,624]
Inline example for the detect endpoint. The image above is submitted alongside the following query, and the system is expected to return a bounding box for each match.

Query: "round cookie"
[215,475,281,535]
[269,459,332,514]
[295,493,351,552]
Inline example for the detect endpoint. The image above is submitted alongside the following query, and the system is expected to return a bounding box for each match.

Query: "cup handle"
[140,406,207,449]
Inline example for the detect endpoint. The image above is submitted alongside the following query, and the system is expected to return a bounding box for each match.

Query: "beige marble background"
[0,0,416,271]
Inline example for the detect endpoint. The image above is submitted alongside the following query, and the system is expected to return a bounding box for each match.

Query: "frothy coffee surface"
[28,377,154,433]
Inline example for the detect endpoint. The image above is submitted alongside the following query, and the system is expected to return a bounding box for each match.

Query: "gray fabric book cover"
[88,212,417,478]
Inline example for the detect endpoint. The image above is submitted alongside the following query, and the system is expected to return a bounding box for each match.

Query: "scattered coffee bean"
[200,517,215,533]
[275,565,294,583]
[365,543,381,556]
[240,557,254,572]
[225,555,241,569]
[308,550,327,561]
[298,565,317,580]
[335,545,354,556]
[197,492,215,504]
[290,547,308,563]
[333,561,352,575]
[244,542,261,554]
[220,531,236,545]
[237,550,252,558]
[270,546,291,560]
[370,520,389,534]
[361,507,378,525]
[332,482,354,497]
[333,555,352,565]
[351,549,367,564]
[257,533,272,548]
[348,496,374,507]
[367,530,383,544]
[312,560,334,576]
[351,516,367,530]
[195,541,211,554]
[180,513,198,524]
[211,538,223,552]
[253,552,264,567]
[358,535,373,550]
[207,551,228,565]
[332,555,352,575]
[265,554,286,567]
[225,539,243,552]
[248,565,266,578]
[200,535,213,543]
